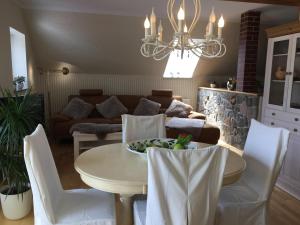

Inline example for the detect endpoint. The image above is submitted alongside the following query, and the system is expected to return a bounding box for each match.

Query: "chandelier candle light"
[141,0,226,60]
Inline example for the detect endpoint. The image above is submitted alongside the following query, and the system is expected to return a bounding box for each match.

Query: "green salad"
[128,139,176,153]
[128,135,193,153]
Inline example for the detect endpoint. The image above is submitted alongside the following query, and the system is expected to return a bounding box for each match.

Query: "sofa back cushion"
[152,89,173,97]
[116,95,144,114]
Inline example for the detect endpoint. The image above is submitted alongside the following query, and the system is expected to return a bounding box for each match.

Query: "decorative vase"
[275,66,285,80]
[210,81,217,88]
[227,77,236,91]
[0,187,33,220]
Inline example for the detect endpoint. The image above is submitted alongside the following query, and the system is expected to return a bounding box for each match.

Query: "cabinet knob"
[272,113,276,116]
[294,128,298,133]
[286,72,293,76]
[271,122,275,126]
[295,118,299,122]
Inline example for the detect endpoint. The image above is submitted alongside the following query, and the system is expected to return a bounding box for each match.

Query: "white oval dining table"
[75,142,246,225]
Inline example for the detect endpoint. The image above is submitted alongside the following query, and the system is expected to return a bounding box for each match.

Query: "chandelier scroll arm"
[188,0,201,33]
[141,0,226,60]
[167,0,178,32]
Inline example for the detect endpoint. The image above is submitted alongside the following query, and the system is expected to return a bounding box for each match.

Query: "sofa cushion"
[111,117,122,124]
[69,95,109,106]
[166,124,220,145]
[133,98,161,116]
[117,95,144,114]
[79,89,103,96]
[62,97,94,119]
[188,111,206,120]
[165,99,193,118]
[96,96,128,119]
[152,90,173,97]
[147,96,173,112]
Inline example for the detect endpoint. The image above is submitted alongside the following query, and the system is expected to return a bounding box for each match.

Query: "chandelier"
[141,0,226,60]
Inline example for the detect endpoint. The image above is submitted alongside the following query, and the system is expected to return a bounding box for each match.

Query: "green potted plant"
[0,89,41,220]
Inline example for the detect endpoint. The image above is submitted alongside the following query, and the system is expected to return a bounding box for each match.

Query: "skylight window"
[163,49,199,78]
[10,27,28,90]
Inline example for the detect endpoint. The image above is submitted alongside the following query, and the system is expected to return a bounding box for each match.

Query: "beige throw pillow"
[165,99,193,118]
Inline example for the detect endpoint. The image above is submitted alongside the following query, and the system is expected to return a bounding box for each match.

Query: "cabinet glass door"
[268,39,290,107]
[289,37,300,110]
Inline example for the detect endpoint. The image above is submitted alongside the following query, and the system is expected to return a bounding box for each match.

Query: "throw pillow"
[165,99,193,118]
[96,96,128,119]
[133,98,161,116]
[62,98,94,119]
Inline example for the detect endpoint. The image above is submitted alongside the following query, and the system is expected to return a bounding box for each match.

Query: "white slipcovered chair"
[216,119,290,225]
[121,114,166,143]
[134,146,229,225]
[24,124,116,225]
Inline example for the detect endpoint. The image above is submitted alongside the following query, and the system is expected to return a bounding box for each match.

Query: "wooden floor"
[1,140,300,225]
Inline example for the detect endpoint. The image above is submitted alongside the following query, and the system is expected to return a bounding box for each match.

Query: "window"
[10,27,28,90]
[163,49,199,78]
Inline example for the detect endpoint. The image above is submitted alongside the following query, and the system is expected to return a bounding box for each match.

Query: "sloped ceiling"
[16,0,298,23]
[17,0,299,75]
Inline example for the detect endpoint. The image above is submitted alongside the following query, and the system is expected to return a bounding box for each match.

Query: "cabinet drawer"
[265,108,300,125]
[264,117,289,129]
[264,117,300,136]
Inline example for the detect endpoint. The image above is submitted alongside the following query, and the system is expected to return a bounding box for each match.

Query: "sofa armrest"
[166,123,220,145]
[188,111,206,120]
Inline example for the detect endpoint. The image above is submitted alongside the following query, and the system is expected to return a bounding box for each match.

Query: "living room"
[0,0,300,225]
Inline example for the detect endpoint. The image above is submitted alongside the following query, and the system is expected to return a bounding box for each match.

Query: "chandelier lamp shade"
[141,0,227,60]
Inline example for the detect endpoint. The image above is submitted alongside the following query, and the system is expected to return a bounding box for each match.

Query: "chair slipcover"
[216,119,290,225]
[121,114,166,143]
[24,124,116,225]
[134,146,229,225]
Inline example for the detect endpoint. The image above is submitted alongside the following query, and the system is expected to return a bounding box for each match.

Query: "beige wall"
[0,0,38,95]
[24,9,241,79]
[24,9,243,114]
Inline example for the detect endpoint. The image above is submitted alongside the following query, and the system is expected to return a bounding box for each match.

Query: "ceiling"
[15,0,298,24]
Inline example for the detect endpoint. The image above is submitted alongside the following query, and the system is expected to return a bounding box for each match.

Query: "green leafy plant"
[0,89,42,195]
[128,134,193,153]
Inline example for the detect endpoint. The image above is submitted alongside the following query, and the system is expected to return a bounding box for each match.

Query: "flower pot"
[0,187,33,220]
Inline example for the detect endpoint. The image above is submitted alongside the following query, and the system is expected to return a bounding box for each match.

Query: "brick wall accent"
[236,11,261,93]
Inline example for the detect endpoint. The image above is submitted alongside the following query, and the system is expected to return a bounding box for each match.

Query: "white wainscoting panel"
[45,73,200,116]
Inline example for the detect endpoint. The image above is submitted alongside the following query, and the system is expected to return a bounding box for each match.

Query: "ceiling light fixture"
[141,0,226,60]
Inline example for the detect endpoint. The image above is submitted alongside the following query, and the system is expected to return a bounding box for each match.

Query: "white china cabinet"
[262,33,300,200]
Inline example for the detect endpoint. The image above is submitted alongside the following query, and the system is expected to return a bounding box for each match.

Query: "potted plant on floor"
[0,89,41,220]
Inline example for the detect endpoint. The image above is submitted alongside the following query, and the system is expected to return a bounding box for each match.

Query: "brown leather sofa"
[50,89,220,144]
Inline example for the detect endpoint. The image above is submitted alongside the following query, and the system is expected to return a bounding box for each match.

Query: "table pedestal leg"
[119,194,134,225]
